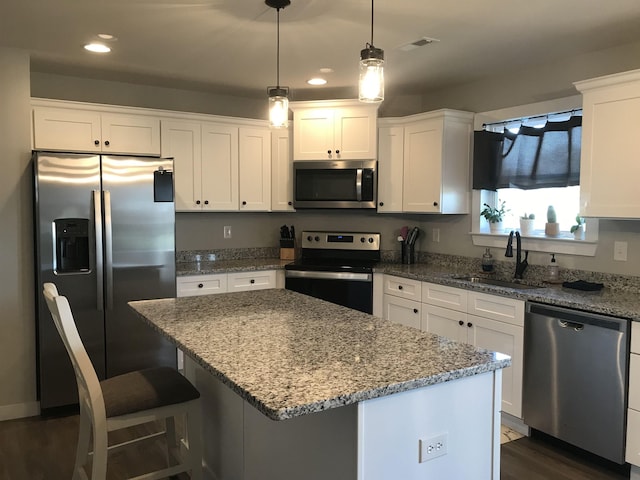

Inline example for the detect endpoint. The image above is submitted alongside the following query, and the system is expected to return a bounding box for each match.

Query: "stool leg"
[73,404,91,480]
[186,401,203,480]
[90,426,108,480]
[165,416,177,466]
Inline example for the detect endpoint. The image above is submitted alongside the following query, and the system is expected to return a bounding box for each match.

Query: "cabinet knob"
[467,322,473,328]
[458,320,464,326]
[433,201,439,207]
[204,200,209,205]
[398,285,403,290]
[379,202,384,207]
[288,201,292,206]
[198,283,203,288]
[242,201,247,206]
[104,140,110,146]
[94,140,100,146]
[307,235,313,241]
[413,308,419,314]
[250,279,255,284]
[327,150,332,155]
[335,149,340,154]
[196,200,201,205]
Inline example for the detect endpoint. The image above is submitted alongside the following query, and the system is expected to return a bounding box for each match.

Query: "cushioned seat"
[101,366,201,418]
[42,282,202,480]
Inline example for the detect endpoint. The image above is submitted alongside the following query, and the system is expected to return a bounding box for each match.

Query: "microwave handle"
[356,168,363,201]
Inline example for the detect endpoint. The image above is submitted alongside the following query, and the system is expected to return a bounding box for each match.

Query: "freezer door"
[33,152,106,410]
[101,156,177,377]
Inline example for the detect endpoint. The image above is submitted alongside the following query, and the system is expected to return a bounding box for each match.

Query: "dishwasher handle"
[559,320,584,331]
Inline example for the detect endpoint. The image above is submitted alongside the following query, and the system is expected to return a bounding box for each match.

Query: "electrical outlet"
[432,228,440,243]
[614,241,627,261]
[223,226,232,239]
[419,433,448,463]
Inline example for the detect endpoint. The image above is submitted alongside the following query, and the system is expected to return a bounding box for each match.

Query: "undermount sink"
[452,276,544,290]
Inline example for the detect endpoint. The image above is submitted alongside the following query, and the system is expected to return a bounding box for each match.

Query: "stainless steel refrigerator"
[33,151,177,412]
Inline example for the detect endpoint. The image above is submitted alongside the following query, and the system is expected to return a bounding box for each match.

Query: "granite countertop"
[129,289,510,421]
[176,258,290,276]
[375,263,640,321]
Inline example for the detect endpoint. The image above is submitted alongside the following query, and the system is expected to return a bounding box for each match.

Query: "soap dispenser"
[482,248,494,272]
[547,254,560,283]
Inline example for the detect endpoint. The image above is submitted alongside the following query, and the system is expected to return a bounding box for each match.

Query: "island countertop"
[129,289,510,421]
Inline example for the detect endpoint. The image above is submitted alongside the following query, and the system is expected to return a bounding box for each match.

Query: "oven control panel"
[301,231,380,251]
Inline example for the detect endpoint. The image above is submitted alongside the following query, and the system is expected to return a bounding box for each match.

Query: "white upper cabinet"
[575,69,640,218]
[33,104,160,155]
[202,122,239,211]
[239,127,271,211]
[290,100,378,160]
[271,128,295,211]
[377,109,473,214]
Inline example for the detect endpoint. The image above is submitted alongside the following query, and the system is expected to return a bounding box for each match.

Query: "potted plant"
[545,205,560,237]
[519,213,535,236]
[481,200,508,234]
[570,215,585,240]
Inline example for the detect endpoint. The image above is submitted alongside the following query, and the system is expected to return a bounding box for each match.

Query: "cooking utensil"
[400,226,409,241]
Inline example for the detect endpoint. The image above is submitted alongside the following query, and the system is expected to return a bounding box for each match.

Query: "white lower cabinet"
[626,322,640,467]
[177,270,278,297]
[382,275,524,418]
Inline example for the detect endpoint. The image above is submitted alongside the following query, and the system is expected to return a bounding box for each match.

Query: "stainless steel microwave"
[293,160,377,209]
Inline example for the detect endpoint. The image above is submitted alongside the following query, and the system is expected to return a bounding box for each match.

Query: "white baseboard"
[500,412,530,436]
[0,401,40,421]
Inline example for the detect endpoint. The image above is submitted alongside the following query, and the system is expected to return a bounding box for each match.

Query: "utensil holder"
[401,243,415,265]
[280,238,295,260]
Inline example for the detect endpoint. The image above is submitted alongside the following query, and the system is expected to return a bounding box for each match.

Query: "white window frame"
[471,96,598,257]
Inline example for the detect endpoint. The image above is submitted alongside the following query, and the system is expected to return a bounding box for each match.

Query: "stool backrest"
[43,283,106,422]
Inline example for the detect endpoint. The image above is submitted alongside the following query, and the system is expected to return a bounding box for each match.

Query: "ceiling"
[3,0,640,102]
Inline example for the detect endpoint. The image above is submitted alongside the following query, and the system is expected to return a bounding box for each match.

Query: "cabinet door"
[377,126,404,212]
[469,314,523,418]
[202,122,239,211]
[101,113,160,155]
[161,120,202,211]
[239,127,271,211]
[402,118,443,213]
[227,270,276,292]
[176,274,228,297]
[271,129,294,211]
[421,304,468,343]
[579,83,640,218]
[293,108,335,160]
[382,294,421,330]
[333,106,377,160]
[33,107,102,152]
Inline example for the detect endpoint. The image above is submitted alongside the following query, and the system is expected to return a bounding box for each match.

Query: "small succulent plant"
[547,205,557,223]
[570,215,585,233]
[521,213,535,220]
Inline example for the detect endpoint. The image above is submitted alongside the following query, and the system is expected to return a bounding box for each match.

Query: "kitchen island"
[129,289,510,480]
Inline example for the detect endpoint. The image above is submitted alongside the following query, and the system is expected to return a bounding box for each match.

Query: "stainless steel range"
[284,231,381,314]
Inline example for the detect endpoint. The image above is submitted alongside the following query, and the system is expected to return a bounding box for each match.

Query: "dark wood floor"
[0,414,632,479]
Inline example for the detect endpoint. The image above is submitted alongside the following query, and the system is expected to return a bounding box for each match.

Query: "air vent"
[398,37,440,52]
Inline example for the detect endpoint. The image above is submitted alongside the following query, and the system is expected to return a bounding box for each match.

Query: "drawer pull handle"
[398,285,403,290]
[250,279,255,284]
[198,283,204,288]
[413,308,418,314]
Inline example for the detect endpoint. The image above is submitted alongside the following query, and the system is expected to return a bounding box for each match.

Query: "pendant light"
[266,0,290,128]
[359,0,384,103]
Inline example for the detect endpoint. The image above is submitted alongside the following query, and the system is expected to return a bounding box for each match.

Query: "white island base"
[185,356,502,480]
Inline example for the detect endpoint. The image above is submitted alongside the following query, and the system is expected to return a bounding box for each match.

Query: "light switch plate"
[614,241,627,261]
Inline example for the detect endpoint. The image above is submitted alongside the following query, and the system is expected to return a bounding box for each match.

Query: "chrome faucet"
[505,231,529,279]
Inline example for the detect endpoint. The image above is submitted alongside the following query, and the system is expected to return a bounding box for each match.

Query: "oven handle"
[285,270,372,282]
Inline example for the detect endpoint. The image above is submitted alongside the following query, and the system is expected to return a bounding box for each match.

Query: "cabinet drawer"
[177,274,228,297]
[630,353,640,411]
[632,322,640,354]
[422,282,467,312]
[627,407,640,466]
[467,292,524,326]
[383,275,422,301]
[227,270,276,292]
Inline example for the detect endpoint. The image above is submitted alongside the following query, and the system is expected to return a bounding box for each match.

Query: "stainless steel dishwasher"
[523,302,630,464]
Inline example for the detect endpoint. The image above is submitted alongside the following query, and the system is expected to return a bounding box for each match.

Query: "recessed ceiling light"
[97,33,115,40]
[307,78,327,86]
[84,43,111,53]
[398,37,440,52]
[319,67,334,74]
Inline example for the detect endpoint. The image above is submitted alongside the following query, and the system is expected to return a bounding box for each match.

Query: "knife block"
[280,239,296,260]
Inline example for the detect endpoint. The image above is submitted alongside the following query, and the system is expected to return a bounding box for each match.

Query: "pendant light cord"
[370,0,374,47]
[276,7,281,88]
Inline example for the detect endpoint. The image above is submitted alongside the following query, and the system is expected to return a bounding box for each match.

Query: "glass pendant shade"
[268,87,289,128]
[359,47,384,103]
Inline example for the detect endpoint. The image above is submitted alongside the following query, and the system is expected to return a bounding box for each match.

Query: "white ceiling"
[3,0,640,101]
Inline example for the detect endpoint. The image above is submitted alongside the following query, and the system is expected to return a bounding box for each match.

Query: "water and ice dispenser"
[53,218,90,274]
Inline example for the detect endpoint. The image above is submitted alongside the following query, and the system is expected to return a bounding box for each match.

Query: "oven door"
[285,270,373,314]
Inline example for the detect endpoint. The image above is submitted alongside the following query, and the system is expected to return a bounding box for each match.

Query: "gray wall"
[0,48,36,418]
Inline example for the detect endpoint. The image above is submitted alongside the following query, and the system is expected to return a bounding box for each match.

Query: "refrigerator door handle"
[93,190,104,311]
[104,190,114,310]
